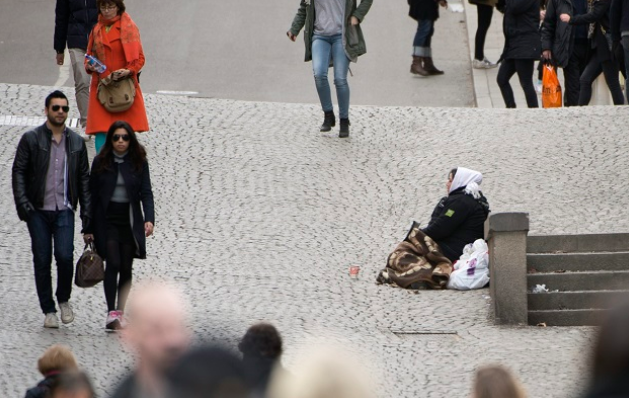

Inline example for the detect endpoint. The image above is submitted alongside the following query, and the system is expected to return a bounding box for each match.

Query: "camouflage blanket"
[376,222,453,289]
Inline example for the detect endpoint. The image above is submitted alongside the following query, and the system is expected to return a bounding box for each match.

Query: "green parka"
[289,0,373,62]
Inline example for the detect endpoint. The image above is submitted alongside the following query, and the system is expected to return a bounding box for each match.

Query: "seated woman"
[422,167,490,262]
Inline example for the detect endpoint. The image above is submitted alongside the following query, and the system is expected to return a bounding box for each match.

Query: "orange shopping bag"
[542,62,562,108]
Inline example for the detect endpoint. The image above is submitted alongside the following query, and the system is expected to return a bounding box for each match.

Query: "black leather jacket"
[12,124,91,231]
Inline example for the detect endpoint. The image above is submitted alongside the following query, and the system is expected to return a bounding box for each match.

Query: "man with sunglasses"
[12,90,92,329]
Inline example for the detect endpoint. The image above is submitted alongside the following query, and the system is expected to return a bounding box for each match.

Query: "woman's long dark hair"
[95,121,147,173]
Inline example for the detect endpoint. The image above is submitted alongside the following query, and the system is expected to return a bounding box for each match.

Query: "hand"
[145,222,154,237]
[86,63,97,72]
[350,16,360,25]
[542,50,552,60]
[540,10,546,20]
[559,13,570,22]
[56,53,64,66]
[286,31,297,42]
[112,69,131,80]
[439,0,448,8]
[83,234,94,244]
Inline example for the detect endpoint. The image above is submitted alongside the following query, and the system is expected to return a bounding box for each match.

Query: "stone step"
[528,290,629,311]
[527,234,629,254]
[527,252,629,273]
[527,270,629,292]
[528,309,606,326]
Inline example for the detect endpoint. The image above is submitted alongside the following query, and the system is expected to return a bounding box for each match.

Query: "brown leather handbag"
[75,243,105,288]
[97,75,136,113]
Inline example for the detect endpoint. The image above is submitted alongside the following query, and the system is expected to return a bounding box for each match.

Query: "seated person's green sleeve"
[422,200,473,241]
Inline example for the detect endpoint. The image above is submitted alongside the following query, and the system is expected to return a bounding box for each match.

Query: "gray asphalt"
[0,0,474,107]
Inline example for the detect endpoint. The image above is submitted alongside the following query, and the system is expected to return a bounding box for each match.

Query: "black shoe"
[320,111,336,132]
[339,118,350,138]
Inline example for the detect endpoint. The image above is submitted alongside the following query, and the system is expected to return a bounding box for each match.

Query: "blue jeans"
[413,20,435,57]
[312,34,350,119]
[26,209,75,314]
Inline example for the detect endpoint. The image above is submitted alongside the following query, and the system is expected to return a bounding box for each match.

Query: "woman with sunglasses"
[85,121,154,330]
[85,0,149,153]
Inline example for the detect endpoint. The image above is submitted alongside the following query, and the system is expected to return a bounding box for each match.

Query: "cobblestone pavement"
[2,83,628,397]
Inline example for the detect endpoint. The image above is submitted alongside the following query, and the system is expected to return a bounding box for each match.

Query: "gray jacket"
[289,0,373,62]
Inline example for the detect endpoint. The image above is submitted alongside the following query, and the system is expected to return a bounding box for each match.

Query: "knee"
[55,250,73,266]
[334,78,348,88]
[314,72,328,83]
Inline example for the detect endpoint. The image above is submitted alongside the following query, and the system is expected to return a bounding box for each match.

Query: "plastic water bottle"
[85,54,106,73]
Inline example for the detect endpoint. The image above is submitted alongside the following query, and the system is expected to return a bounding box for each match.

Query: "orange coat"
[85,14,149,135]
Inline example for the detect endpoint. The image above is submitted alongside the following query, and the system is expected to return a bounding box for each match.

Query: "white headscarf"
[449,167,483,199]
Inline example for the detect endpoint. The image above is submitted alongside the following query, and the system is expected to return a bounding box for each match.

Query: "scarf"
[449,167,483,199]
[91,12,142,68]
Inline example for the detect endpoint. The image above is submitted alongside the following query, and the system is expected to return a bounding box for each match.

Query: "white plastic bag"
[447,239,490,290]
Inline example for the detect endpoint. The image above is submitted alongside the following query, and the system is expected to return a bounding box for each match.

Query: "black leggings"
[497,59,539,108]
[104,240,135,312]
[578,49,625,106]
[475,4,494,61]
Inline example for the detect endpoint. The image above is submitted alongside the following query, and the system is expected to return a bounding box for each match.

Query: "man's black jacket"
[54,0,99,53]
[12,124,91,232]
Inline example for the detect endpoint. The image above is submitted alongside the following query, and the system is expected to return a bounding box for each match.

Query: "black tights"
[497,59,539,108]
[475,4,494,61]
[104,240,135,312]
[578,49,625,106]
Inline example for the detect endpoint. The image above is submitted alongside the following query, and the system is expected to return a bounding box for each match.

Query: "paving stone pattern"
[1,83,626,398]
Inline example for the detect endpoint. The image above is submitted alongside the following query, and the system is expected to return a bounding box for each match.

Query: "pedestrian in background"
[54,0,98,138]
[496,0,541,108]
[49,371,95,398]
[407,0,448,76]
[25,345,79,398]
[85,121,154,331]
[611,0,629,102]
[12,91,92,329]
[582,299,629,398]
[166,346,251,398]
[239,323,285,397]
[109,282,191,398]
[542,0,591,106]
[85,0,149,153]
[472,365,527,398]
[560,0,624,105]
[287,0,373,138]
[470,0,499,69]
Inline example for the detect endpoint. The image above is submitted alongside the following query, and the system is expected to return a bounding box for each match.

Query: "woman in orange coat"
[85,0,149,153]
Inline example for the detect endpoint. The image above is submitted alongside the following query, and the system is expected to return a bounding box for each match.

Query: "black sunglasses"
[112,134,130,142]
[51,105,70,113]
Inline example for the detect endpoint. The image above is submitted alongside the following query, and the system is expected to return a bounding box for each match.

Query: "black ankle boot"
[320,111,336,132]
[339,118,350,138]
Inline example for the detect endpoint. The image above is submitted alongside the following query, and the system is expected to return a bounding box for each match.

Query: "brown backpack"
[75,243,105,288]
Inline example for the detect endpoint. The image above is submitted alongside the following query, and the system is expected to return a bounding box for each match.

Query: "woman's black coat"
[408,0,441,22]
[86,155,154,261]
[570,0,613,62]
[422,187,490,262]
[499,0,542,60]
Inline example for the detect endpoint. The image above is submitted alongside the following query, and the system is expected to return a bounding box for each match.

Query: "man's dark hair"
[45,90,69,108]
[238,323,283,359]
[97,0,126,14]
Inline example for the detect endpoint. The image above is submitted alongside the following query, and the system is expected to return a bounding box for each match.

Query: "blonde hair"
[474,365,527,398]
[37,345,78,376]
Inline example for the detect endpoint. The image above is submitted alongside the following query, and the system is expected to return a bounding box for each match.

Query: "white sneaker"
[106,311,121,331]
[44,313,60,328]
[59,302,74,324]
[473,57,499,69]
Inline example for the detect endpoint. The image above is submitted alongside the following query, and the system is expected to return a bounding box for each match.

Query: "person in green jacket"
[288,0,373,138]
